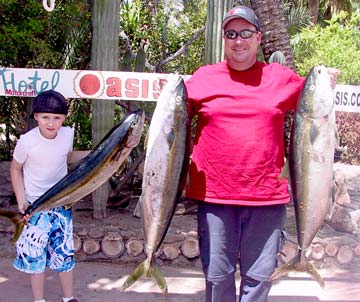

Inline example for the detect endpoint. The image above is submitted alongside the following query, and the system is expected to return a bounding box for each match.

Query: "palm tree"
[251,0,297,70]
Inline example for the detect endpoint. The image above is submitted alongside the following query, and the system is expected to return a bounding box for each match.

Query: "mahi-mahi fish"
[270,66,336,287]
[121,75,190,296]
[0,109,145,241]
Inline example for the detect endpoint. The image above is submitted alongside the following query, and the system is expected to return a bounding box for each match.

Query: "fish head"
[298,65,334,120]
[173,77,188,120]
[159,75,187,111]
[125,109,145,148]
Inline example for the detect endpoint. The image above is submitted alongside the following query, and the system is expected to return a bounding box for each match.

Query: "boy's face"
[34,112,66,139]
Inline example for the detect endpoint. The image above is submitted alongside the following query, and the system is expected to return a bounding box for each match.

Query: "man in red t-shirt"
[185,5,339,302]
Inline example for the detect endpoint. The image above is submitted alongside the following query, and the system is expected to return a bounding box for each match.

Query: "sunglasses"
[224,29,258,40]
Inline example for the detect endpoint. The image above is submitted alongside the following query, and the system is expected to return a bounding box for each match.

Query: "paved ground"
[0,255,359,302]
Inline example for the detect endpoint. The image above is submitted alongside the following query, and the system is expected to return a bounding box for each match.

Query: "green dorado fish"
[0,109,145,241]
[270,66,336,287]
[121,75,190,296]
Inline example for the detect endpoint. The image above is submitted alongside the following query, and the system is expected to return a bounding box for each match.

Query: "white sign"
[334,84,360,113]
[0,67,189,102]
[1,67,359,113]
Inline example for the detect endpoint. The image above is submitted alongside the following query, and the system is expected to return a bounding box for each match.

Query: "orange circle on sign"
[79,74,101,95]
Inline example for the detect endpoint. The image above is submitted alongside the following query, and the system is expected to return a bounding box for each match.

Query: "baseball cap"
[31,90,68,118]
[222,5,260,31]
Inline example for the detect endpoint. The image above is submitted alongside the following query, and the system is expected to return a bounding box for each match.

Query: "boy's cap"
[31,90,68,118]
[222,5,260,30]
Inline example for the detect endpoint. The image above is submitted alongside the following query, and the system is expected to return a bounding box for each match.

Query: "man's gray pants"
[197,202,286,302]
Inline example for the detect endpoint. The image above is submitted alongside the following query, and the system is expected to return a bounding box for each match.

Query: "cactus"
[120,49,133,72]
[205,0,234,64]
[134,47,146,72]
[268,51,287,66]
[120,44,146,73]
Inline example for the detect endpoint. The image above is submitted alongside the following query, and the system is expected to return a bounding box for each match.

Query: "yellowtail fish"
[121,75,190,297]
[270,66,336,287]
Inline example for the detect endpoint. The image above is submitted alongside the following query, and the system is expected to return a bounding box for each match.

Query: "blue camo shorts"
[13,206,75,274]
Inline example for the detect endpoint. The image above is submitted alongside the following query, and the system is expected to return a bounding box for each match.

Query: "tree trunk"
[336,245,354,264]
[308,0,320,24]
[101,232,125,258]
[310,243,325,261]
[325,242,339,257]
[83,238,101,255]
[181,236,200,259]
[250,0,296,71]
[73,233,82,253]
[125,238,144,257]
[162,243,181,260]
[90,0,121,219]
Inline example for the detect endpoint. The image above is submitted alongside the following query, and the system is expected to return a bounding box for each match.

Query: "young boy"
[10,90,88,302]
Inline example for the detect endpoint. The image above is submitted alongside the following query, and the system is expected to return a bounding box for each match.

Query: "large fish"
[121,75,190,296]
[0,109,145,241]
[270,66,336,287]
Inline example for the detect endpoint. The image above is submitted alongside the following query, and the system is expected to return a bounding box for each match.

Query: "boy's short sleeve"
[12,136,27,164]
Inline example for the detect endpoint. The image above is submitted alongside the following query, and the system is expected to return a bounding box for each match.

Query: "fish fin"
[269,252,301,281]
[64,203,76,210]
[176,115,192,201]
[310,123,320,145]
[166,128,175,149]
[279,159,290,180]
[270,252,324,288]
[120,261,145,291]
[144,131,149,150]
[153,263,168,295]
[0,209,26,242]
[335,125,340,149]
[306,260,325,288]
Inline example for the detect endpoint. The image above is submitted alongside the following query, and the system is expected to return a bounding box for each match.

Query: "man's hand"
[327,67,340,89]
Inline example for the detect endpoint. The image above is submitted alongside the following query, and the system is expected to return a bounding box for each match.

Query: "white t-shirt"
[13,126,74,203]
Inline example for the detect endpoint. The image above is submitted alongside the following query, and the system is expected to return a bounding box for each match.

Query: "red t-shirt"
[185,61,305,206]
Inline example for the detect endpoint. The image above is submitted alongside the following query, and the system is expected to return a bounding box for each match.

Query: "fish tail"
[121,258,168,296]
[120,261,145,291]
[152,263,168,296]
[306,260,325,288]
[269,252,324,288]
[0,209,25,242]
[269,253,302,282]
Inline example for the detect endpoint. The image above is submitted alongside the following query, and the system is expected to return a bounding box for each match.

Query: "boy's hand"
[22,214,31,223]
[17,201,30,223]
[17,200,28,214]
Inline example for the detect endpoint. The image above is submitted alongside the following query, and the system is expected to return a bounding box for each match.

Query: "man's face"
[223,18,261,71]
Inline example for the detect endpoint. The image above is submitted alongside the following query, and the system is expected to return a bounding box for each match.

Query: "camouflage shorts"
[13,206,75,274]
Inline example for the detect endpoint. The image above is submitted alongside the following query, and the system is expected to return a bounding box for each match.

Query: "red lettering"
[141,79,149,99]
[106,77,122,97]
[125,79,139,99]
